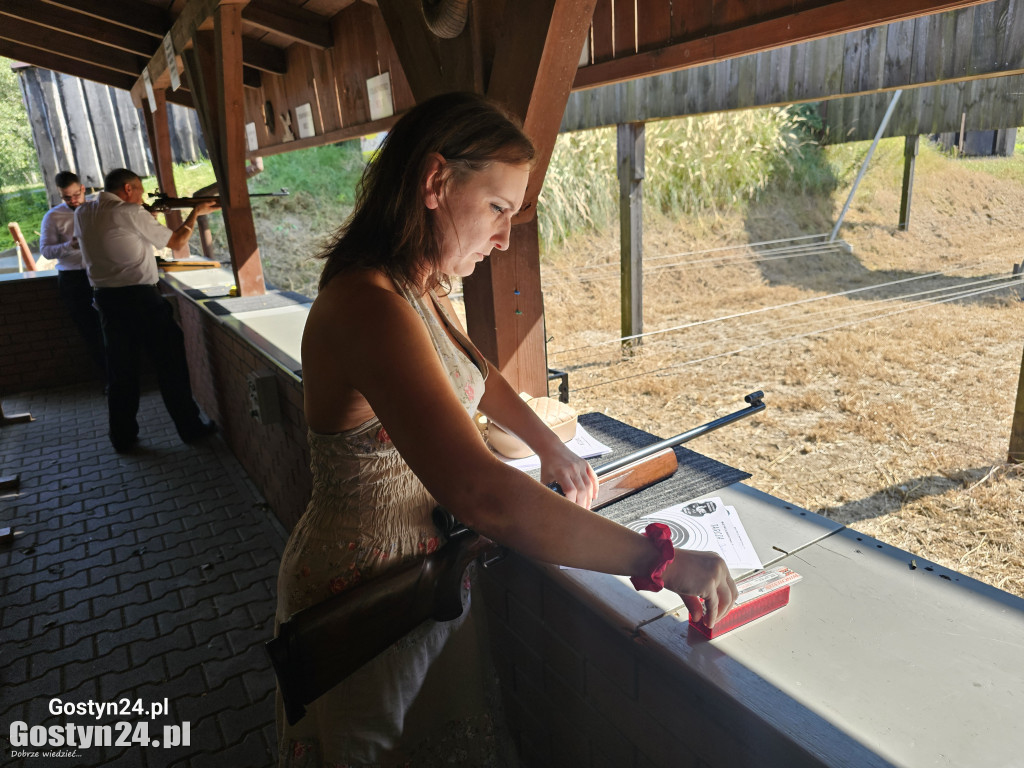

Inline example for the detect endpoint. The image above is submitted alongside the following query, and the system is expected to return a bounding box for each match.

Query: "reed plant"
[538,106,831,250]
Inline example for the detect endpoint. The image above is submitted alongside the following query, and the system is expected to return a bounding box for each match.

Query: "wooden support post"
[183,10,266,296]
[141,90,188,258]
[378,0,595,394]
[1009,343,1024,463]
[463,218,547,396]
[898,134,919,231]
[214,3,264,296]
[466,0,597,395]
[7,223,37,271]
[196,216,216,261]
[618,122,645,354]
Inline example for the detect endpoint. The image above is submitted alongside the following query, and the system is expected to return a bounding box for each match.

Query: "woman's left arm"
[435,293,598,506]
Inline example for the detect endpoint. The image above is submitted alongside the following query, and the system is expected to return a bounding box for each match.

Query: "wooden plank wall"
[818,73,1024,142]
[242,2,415,157]
[562,0,1024,140]
[14,65,206,206]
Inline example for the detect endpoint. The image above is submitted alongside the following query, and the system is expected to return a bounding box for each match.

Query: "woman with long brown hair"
[275,91,737,766]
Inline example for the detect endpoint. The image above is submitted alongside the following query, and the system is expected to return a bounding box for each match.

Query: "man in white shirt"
[39,171,105,375]
[75,167,220,453]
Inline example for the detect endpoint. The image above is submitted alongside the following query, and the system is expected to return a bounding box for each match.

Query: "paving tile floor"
[1,383,289,767]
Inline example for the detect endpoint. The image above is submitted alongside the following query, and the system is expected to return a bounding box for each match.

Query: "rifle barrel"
[594,391,764,476]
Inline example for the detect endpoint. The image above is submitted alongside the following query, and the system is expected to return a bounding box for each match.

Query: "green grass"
[163,141,366,248]
[165,140,366,203]
[251,141,365,203]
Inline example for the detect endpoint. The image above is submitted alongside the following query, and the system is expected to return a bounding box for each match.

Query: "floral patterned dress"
[275,286,512,767]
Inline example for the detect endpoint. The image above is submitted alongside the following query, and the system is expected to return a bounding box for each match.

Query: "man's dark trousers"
[93,285,206,447]
[57,269,105,376]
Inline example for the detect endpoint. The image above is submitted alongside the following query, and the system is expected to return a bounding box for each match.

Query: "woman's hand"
[663,549,738,628]
[538,442,599,509]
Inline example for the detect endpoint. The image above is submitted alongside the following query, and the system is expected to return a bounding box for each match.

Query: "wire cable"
[567,278,1023,394]
[548,260,1010,358]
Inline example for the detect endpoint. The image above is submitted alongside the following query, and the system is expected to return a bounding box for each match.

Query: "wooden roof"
[2,0,996,124]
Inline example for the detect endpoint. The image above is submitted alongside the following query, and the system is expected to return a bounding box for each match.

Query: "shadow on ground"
[816,463,1001,525]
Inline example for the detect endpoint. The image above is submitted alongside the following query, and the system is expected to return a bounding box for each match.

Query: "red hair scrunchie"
[630,522,675,592]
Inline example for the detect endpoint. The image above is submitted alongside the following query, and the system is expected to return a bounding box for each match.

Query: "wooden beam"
[2,38,197,110]
[217,4,267,296]
[487,0,599,217]
[248,112,401,158]
[242,35,288,74]
[184,7,267,296]
[140,91,188,258]
[0,15,149,77]
[243,0,333,49]
[898,134,919,230]
[573,0,996,90]
[462,218,548,395]
[2,0,161,57]
[131,0,224,109]
[460,0,597,396]
[39,0,171,38]
[1010,343,1024,462]
[618,122,644,353]
[376,0,480,100]
[184,30,225,179]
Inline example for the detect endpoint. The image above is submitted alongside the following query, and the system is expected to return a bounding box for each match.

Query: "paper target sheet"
[626,496,763,570]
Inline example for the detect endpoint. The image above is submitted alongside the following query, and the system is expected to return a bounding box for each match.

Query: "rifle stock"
[267,391,765,724]
[267,528,492,726]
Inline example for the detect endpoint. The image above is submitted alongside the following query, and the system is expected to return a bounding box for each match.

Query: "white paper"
[245,122,259,152]
[295,103,315,139]
[499,424,613,472]
[163,34,180,91]
[360,131,386,161]
[367,72,394,121]
[627,496,763,570]
[143,68,157,113]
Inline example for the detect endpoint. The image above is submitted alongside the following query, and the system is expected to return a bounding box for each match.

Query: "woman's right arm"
[307,277,738,625]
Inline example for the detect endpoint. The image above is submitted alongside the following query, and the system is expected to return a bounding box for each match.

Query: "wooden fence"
[13,64,206,206]
[562,0,1024,142]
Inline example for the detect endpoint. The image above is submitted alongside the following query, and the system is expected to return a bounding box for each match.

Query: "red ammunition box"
[688,565,800,639]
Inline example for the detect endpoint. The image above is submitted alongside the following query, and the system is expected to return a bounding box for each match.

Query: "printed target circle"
[626,515,710,550]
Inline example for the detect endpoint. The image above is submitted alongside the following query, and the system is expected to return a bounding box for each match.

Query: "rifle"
[144,187,289,212]
[267,391,765,725]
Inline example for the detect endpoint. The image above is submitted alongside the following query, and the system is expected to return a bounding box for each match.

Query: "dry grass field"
[536,137,1024,598]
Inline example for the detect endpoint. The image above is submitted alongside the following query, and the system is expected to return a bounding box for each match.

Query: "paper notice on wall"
[142,68,157,112]
[627,496,763,570]
[245,122,259,152]
[367,72,394,121]
[295,103,315,139]
[163,34,180,91]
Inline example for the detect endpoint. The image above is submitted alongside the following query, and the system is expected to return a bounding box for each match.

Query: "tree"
[0,58,41,192]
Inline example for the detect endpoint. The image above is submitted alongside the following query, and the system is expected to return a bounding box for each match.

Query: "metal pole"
[830,89,903,242]
[594,391,765,475]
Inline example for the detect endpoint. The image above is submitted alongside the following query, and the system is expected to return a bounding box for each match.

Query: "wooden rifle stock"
[267,527,493,726]
[267,391,765,724]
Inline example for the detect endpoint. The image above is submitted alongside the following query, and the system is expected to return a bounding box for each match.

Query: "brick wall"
[174,294,311,531]
[0,269,310,528]
[0,272,102,394]
[479,555,826,768]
